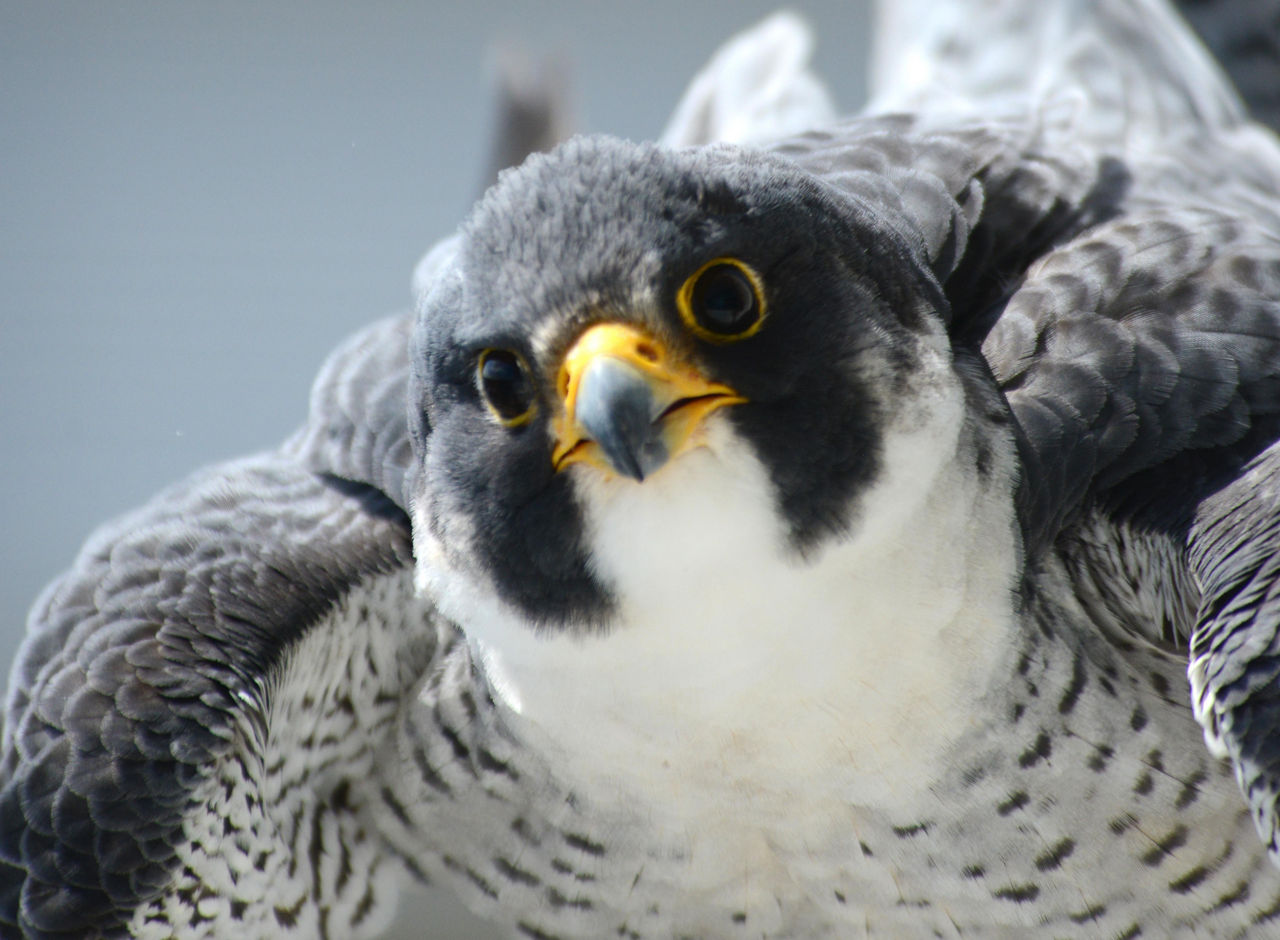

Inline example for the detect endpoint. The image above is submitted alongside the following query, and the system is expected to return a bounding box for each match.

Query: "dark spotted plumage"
[0,452,424,937]
[7,1,1280,938]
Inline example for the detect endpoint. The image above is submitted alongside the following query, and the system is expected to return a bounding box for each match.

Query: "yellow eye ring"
[477,348,537,427]
[676,257,767,343]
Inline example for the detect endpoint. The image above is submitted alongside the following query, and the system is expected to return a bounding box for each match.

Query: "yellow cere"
[551,321,745,474]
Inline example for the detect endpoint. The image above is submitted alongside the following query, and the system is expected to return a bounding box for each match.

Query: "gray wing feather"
[986,205,1280,548]
[0,321,422,936]
[863,0,1280,863]
[284,314,417,511]
[800,0,1280,556]
[772,116,1280,551]
[659,11,836,148]
[870,0,1247,143]
[771,114,1102,292]
[1189,440,1280,861]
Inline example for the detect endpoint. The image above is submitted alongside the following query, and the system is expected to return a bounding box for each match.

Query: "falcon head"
[410,136,964,630]
[407,136,1017,792]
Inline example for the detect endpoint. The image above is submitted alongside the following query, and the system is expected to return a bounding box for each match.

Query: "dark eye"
[677,258,766,342]
[477,349,536,427]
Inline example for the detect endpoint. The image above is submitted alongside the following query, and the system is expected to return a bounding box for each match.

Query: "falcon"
[6,1,1280,937]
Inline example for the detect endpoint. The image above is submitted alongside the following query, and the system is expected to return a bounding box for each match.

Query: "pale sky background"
[0,2,869,935]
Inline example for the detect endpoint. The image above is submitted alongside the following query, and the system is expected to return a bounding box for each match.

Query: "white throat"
[417,351,1021,829]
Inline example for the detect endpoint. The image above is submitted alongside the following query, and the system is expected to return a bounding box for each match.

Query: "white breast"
[418,344,1023,854]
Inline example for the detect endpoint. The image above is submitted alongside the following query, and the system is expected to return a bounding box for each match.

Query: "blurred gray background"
[1,1,868,936]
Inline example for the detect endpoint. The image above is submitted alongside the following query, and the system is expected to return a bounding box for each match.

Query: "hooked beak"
[551,323,745,481]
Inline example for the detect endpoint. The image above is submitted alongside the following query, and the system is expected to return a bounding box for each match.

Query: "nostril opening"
[636,342,659,363]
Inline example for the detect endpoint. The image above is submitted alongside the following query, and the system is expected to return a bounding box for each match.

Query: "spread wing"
[835,0,1280,558]
[659,10,836,148]
[0,317,439,938]
[769,113,1279,548]
[844,0,1280,864]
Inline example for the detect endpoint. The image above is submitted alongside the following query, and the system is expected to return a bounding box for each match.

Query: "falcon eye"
[477,349,537,427]
[677,257,767,342]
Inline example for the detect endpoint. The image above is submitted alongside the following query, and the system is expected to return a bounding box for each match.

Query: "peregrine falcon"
[6,1,1280,938]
